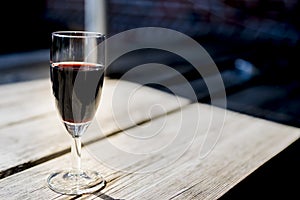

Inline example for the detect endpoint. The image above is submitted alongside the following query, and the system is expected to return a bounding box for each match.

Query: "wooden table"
[0,78,299,199]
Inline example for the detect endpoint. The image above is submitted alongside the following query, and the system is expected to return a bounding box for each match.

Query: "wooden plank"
[0,78,190,178]
[120,65,256,102]
[0,103,299,199]
[0,79,54,128]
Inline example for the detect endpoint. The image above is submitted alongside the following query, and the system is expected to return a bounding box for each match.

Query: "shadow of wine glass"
[90,181,125,200]
[93,192,125,200]
[75,192,125,200]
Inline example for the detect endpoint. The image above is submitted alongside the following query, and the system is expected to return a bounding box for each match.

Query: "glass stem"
[71,137,81,173]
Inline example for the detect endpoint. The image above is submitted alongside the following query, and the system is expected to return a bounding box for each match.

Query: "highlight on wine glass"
[47,31,106,195]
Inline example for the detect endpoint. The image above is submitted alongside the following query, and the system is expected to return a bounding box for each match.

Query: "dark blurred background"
[1,0,299,127]
[0,1,300,197]
[0,0,84,54]
[106,0,300,128]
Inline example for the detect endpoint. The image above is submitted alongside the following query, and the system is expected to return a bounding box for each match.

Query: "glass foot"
[47,170,106,195]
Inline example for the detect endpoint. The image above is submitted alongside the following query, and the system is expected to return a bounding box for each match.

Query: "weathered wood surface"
[0,78,190,178]
[0,103,299,199]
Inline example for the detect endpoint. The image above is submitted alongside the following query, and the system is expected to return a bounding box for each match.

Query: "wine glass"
[47,31,106,195]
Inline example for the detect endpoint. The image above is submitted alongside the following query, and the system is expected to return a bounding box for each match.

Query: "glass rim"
[52,31,105,38]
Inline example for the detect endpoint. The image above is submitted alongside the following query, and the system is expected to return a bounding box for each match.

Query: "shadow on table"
[220,138,300,199]
[89,192,125,200]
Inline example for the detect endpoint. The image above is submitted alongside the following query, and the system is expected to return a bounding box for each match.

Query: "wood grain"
[0,78,190,178]
[0,103,298,199]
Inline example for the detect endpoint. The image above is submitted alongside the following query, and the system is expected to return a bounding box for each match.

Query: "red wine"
[50,62,104,123]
